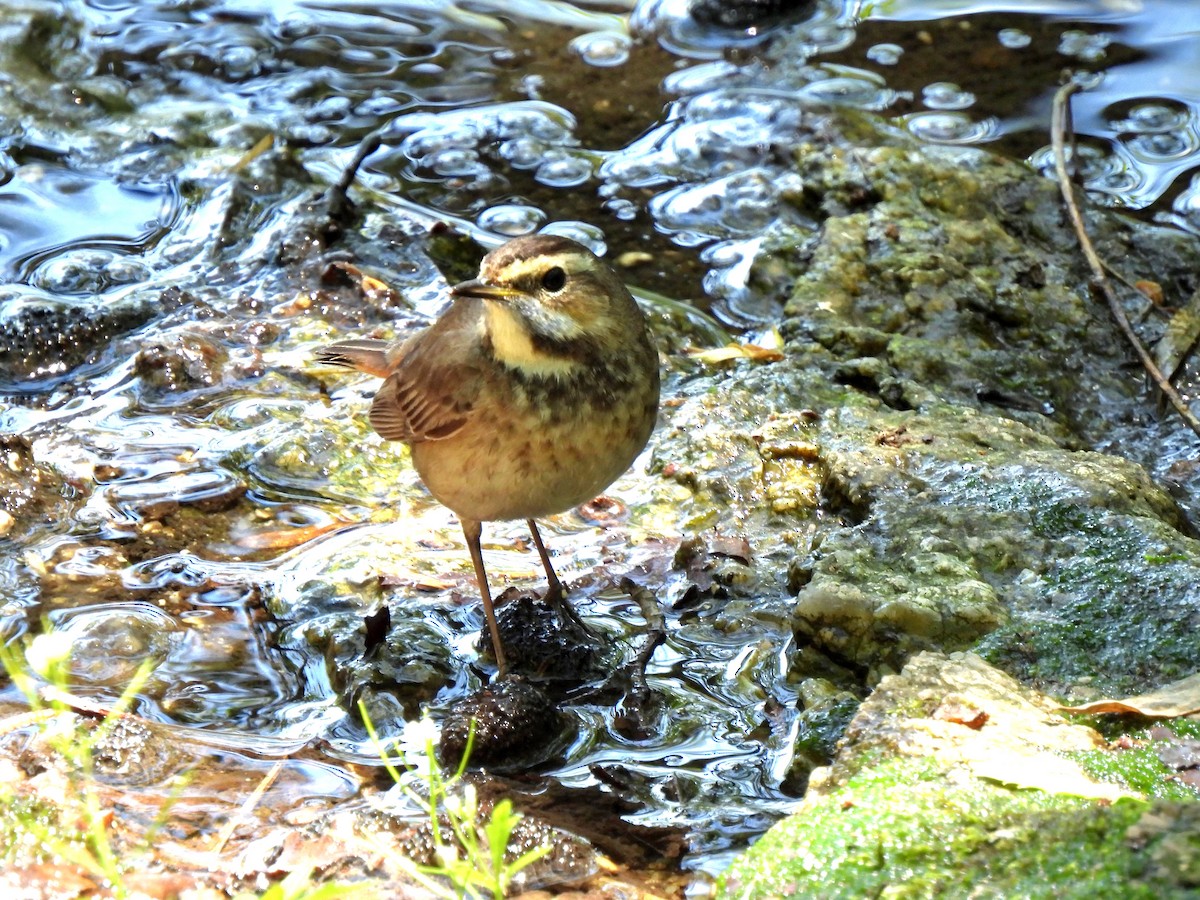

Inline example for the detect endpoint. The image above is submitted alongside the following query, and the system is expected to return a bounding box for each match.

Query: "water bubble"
[603,197,638,221]
[703,236,793,327]
[1089,160,1142,196]
[664,61,743,96]
[1071,70,1106,91]
[408,62,445,78]
[905,111,998,145]
[601,154,667,188]
[800,75,894,111]
[54,602,179,686]
[275,15,318,41]
[355,94,406,118]
[704,242,744,268]
[427,148,482,177]
[685,90,743,122]
[500,136,547,170]
[539,221,606,255]
[1111,101,1189,134]
[476,204,545,237]
[220,44,261,79]
[289,123,335,145]
[401,126,480,164]
[997,28,1032,49]
[32,249,118,294]
[103,257,151,285]
[923,82,975,111]
[1058,29,1111,62]
[490,47,520,68]
[535,153,594,188]
[1127,131,1196,162]
[866,43,904,66]
[307,95,352,123]
[722,171,779,232]
[650,168,783,239]
[496,105,575,142]
[1032,142,1142,200]
[804,22,856,53]
[1172,174,1200,230]
[569,31,631,68]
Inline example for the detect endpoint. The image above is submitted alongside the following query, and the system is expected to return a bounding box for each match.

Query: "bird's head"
[451,234,641,378]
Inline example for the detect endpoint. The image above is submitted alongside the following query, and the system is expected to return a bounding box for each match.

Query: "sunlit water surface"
[2,0,1199,880]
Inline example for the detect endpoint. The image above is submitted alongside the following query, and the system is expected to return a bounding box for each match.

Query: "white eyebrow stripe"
[497,252,592,282]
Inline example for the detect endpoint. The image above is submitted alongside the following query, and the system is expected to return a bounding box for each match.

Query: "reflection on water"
[0,163,176,282]
[2,0,1200,882]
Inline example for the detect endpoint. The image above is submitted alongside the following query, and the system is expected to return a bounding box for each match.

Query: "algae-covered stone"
[778,138,1200,449]
[781,401,1200,695]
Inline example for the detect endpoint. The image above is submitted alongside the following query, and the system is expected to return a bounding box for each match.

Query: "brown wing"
[367,301,485,444]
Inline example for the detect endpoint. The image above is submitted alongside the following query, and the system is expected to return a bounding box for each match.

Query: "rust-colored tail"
[313,339,391,378]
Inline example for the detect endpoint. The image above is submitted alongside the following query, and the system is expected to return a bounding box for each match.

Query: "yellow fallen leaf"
[687,341,784,365]
[1060,672,1200,719]
[230,133,275,173]
[968,748,1136,802]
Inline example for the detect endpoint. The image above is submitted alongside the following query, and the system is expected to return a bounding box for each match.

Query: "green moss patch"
[717,758,1190,899]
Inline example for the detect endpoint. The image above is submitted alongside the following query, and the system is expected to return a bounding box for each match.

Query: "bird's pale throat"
[484,302,583,377]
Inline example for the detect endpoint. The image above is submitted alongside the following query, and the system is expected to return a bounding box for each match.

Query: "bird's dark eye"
[540,266,567,293]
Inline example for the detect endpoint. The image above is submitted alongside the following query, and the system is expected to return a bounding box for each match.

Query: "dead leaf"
[0,863,98,896]
[757,440,821,461]
[969,748,1135,802]
[1154,287,1200,383]
[1135,279,1165,306]
[687,343,784,365]
[230,134,275,174]
[1060,671,1200,718]
[325,261,404,306]
[379,572,455,591]
[876,426,933,448]
[932,695,989,730]
[709,534,752,565]
[687,328,784,365]
[578,495,627,525]
[233,512,352,551]
[1157,738,1200,771]
[1177,770,1200,789]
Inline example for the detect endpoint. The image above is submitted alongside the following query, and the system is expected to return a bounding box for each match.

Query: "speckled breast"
[411,367,658,523]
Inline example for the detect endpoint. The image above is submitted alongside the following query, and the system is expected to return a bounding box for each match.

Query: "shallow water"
[2,0,1199,885]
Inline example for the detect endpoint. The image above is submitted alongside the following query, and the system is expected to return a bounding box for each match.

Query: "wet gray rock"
[438,678,568,772]
[0,287,187,389]
[0,433,72,539]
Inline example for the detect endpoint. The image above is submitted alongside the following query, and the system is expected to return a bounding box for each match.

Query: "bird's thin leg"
[527,519,590,633]
[462,519,507,677]
[527,518,564,600]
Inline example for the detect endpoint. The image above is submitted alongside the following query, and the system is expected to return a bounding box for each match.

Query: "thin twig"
[209,758,286,854]
[0,707,59,734]
[620,578,666,704]
[327,130,385,224]
[1050,80,1200,437]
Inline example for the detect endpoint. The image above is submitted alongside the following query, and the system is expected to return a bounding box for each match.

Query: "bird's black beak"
[451,279,522,301]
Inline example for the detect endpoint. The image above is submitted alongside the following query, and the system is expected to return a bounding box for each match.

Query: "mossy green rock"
[718,653,1200,899]
[787,400,1200,695]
